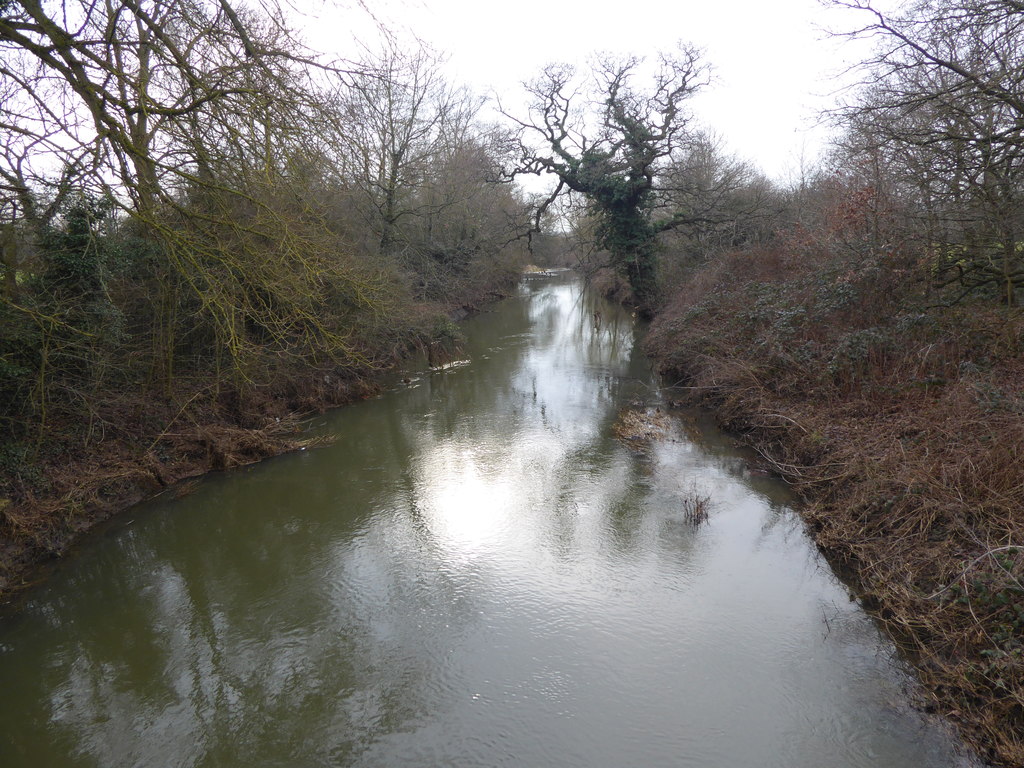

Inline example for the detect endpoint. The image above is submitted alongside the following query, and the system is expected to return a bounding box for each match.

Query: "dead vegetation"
[681,484,713,527]
[612,406,672,446]
[0,379,357,600]
[647,244,1024,766]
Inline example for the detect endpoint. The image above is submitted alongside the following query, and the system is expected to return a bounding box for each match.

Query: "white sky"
[302,0,887,183]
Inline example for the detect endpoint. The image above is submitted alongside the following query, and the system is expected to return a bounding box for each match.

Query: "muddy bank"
[0,280,520,603]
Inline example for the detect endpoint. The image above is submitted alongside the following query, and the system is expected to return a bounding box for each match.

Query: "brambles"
[945,548,1024,663]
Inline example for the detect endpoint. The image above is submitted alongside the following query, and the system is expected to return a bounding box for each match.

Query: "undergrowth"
[647,238,1024,766]
[0,293,485,599]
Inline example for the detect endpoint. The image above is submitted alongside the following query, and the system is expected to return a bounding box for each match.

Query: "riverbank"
[644,246,1024,766]
[0,270,974,768]
[0,372,377,600]
[0,282,517,603]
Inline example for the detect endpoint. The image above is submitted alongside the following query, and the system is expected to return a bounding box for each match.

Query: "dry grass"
[648,242,1024,766]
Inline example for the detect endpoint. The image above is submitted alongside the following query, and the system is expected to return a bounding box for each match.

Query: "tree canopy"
[506,46,711,312]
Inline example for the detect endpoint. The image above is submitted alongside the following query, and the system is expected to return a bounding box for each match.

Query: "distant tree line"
[505,46,774,315]
[504,1,1024,314]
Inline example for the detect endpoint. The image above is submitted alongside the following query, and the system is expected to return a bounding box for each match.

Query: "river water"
[0,273,975,767]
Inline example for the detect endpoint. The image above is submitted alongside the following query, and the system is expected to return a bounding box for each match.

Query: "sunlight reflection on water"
[0,274,979,768]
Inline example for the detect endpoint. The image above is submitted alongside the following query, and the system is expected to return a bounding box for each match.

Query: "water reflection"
[0,274,976,768]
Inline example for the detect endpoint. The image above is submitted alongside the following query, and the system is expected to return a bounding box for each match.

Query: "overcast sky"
[303,0,889,183]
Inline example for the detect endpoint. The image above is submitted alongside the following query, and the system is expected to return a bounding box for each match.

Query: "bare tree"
[834,0,1024,304]
[330,41,476,256]
[505,45,709,312]
[658,132,775,267]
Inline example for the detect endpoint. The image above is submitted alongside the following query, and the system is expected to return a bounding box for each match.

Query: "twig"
[927,545,1023,600]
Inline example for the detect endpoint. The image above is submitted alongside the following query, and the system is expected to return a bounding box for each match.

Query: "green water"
[0,273,976,767]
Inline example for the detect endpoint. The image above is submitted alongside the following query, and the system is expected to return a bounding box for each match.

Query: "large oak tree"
[507,45,709,313]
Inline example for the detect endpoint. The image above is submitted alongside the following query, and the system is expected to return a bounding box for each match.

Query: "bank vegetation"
[652,1,1024,762]
[4,0,1024,763]
[519,2,1024,764]
[0,1,537,593]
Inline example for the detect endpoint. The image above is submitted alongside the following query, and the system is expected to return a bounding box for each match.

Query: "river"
[0,272,976,767]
